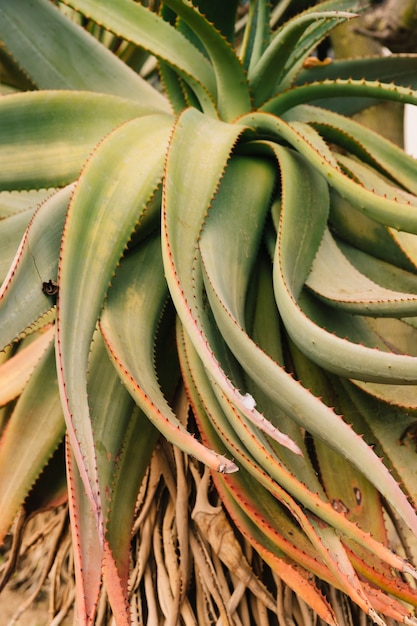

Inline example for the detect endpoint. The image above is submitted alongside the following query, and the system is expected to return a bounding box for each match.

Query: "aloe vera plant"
[2,0,417,624]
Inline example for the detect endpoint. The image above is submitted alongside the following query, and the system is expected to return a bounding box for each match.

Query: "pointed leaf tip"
[217,459,239,474]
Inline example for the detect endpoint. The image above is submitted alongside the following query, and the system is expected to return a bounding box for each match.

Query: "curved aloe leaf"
[338,153,417,207]
[241,0,271,72]
[269,142,417,381]
[263,78,417,120]
[67,324,156,626]
[88,330,157,625]
[0,0,169,110]
[100,235,236,474]
[178,324,398,624]
[329,191,417,273]
[241,110,417,234]
[0,189,52,218]
[306,228,417,315]
[0,91,152,190]
[275,1,360,92]
[336,239,417,297]
[0,184,73,348]
[66,441,102,626]
[63,0,217,116]
[157,61,189,115]
[197,141,417,540]
[247,263,417,612]
[0,334,65,544]
[285,104,417,195]
[162,108,299,454]
[56,113,173,531]
[294,55,417,114]
[296,54,417,87]
[178,310,417,575]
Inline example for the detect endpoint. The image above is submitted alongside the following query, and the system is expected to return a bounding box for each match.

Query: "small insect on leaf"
[42,279,59,297]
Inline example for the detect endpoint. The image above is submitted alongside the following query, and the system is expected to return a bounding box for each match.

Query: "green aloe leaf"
[178,323,403,624]
[241,0,271,72]
[0,334,65,544]
[329,191,417,273]
[0,91,151,190]
[163,0,251,121]
[179,280,417,571]
[338,153,417,205]
[190,0,239,44]
[343,381,417,509]
[305,228,417,315]
[157,61,189,115]
[179,317,417,586]
[263,77,417,120]
[336,239,417,296]
[88,330,157,624]
[351,377,417,414]
[0,189,51,218]
[0,208,33,283]
[0,184,73,348]
[100,235,234,474]
[0,0,169,110]
[162,109,299,454]
[163,109,271,436]
[66,442,102,626]
[197,138,417,540]
[284,104,417,195]
[288,342,388,537]
[66,329,156,626]
[247,260,417,612]
[268,142,417,382]
[294,55,417,115]
[243,110,417,234]
[56,113,173,529]
[63,0,217,116]
[296,54,417,87]
[274,2,360,93]
[249,10,355,107]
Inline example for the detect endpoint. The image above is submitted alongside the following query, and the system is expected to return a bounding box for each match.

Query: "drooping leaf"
[178,321,408,624]
[198,136,417,540]
[100,235,235,474]
[88,329,158,625]
[56,114,173,531]
[66,440,102,626]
